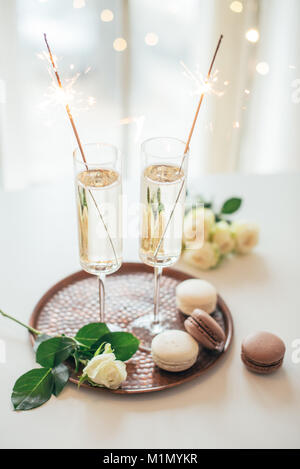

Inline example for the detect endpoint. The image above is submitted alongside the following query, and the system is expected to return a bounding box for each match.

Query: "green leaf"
[221,197,242,214]
[51,364,69,397]
[36,337,77,368]
[75,323,110,348]
[100,332,139,361]
[11,368,53,411]
[33,333,51,352]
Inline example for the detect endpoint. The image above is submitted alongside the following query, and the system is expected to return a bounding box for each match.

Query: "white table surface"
[0,173,300,449]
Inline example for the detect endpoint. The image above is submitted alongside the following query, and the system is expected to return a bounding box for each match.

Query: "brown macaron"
[184,309,226,351]
[241,331,286,375]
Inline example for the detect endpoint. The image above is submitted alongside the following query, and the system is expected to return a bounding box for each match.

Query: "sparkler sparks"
[180,61,225,97]
[87,96,96,106]
[37,52,95,114]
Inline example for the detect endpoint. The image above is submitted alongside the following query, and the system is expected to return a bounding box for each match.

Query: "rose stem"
[0,310,41,336]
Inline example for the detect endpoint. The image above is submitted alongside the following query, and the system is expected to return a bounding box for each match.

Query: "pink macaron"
[184,309,226,351]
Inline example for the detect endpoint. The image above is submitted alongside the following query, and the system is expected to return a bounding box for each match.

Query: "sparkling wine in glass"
[130,137,188,350]
[74,143,122,328]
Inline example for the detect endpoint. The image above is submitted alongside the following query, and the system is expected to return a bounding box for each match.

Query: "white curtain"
[0,0,299,190]
[239,0,300,172]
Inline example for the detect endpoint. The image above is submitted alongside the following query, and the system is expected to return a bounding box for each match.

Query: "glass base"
[80,259,122,276]
[139,252,179,268]
[129,314,166,352]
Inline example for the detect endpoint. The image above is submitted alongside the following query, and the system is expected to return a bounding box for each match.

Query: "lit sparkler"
[180,61,225,97]
[153,35,224,259]
[37,52,95,114]
[42,33,117,264]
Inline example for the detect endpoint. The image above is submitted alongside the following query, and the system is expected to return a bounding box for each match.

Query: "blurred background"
[0,0,299,189]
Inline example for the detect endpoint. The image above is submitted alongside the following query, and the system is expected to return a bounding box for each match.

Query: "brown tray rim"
[29,262,234,394]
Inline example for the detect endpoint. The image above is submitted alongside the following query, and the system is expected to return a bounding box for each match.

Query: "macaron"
[241,331,286,375]
[151,330,199,372]
[184,309,226,351]
[176,279,217,315]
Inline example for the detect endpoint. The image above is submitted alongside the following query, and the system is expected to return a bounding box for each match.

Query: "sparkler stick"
[43,33,118,264]
[154,34,223,259]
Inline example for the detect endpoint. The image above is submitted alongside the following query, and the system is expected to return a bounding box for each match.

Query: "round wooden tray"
[29,262,233,394]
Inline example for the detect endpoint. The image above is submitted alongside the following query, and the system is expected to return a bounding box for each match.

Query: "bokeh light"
[145,33,159,46]
[73,0,85,8]
[256,62,270,75]
[101,9,114,22]
[113,38,127,52]
[230,1,243,13]
[246,29,260,43]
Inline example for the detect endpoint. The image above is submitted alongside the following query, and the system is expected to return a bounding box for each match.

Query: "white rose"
[183,241,220,270]
[83,344,127,390]
[231,220,259,254]
[183,208,215,248]
[211,220,235,254]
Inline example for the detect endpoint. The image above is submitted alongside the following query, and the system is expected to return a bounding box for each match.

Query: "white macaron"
[151,330,199,372]
[176,279,217,315]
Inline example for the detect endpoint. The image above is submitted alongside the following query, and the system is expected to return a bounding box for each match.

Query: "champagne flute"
[73,143,122,328]
[130,137,188,350]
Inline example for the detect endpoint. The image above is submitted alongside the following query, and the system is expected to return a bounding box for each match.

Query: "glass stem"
[153,266,163,326]
[98,273,106,323]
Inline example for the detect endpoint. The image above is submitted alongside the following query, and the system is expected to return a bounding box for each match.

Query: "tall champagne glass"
[130,137,188,350]
[73,143,122,328]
